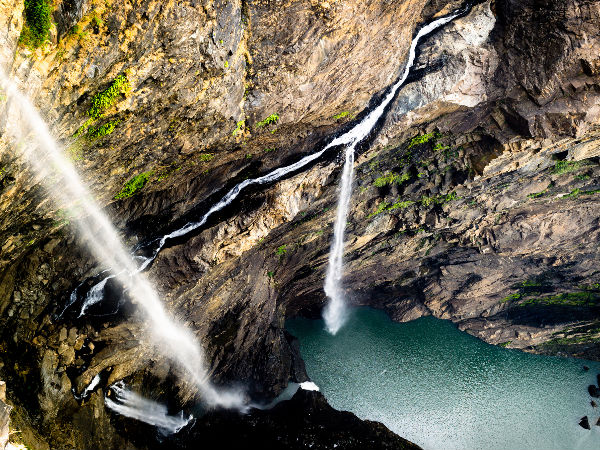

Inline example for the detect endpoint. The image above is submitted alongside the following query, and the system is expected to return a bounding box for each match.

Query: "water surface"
[287,307,600,450]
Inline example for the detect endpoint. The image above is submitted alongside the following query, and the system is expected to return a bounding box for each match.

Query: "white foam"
[299,381,320,392]
[105,381,193,434]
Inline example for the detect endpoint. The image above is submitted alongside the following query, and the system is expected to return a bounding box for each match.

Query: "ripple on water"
[287,307,600,450]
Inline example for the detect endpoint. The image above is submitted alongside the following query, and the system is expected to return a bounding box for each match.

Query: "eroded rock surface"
[0,0,599,448]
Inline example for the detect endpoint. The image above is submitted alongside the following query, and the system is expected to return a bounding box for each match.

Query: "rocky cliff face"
[0,0,599,448]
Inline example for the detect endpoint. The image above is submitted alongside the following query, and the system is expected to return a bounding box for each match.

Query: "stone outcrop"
[0,0,599,448]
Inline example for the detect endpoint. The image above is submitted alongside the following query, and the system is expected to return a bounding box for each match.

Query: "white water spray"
[105,381,193,434]
[0,68,244,409]
[323,11,461,334]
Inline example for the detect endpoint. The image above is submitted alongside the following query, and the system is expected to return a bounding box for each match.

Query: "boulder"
[579,416,590,430]
[588,385,600,398]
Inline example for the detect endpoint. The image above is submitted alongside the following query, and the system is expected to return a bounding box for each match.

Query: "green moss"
[264,148,276,153]
[232,120,245,136]
[333,111,353,120]
[563,188,600,199]
[374,172,410,188]
[420,191,459,207]
[88,74,130,120]
[198,153,214,162]
[499,341,512,348]
[527,190,546,199]
[86,119,120,139]
[114,171,152,200]
[224,60,229,68]
[256,113,279,128]
[408,132,440,149]
[552,160,580,175]
[500,293,522,304]
[433,142,450,152]
[519,291,598,308]
[275,245,287,257]
[387,200,415,211]
[19,0,52,49]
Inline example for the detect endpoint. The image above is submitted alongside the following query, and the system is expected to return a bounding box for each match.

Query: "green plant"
[245,153,253,159]
[267,271,275,278]
[420,191,459,207]
[198,153,214,162]
[433,142,450,152]
[264,148,276,153]
[373,172,410,188]
[552,160,580,175]
[528,190,546,199]
[387,200,415,211]
[275,245,287,257]
[499,341,512,348]
[114,171,152,200]
[408,132,439,149]
[500,293,522,304]
[224,60,229,68]
[333,111,352,120]
[19,0,52,49]
[563,188,600,199]
[367,201,389,219]
[232,120,245,136]
[88,74,130,120]
[256,113,279,128]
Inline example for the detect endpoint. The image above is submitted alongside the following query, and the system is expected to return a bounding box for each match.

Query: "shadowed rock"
[579,416,590,430]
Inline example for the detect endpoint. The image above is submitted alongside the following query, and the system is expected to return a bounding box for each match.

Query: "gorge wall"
[0,0,599,448]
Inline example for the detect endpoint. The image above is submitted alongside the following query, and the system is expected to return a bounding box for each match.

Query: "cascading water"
[105,382,194,435]
[0,68,244,410]
[322,10,463,335]
[75,8,467,324]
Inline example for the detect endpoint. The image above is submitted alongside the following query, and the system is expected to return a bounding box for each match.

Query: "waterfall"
[69,9,469,324]
[104,382,193,435]
[322,11,463,334]
[0,68,244,410]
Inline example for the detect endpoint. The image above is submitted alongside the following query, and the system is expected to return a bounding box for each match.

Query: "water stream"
[104,382,194,435]
[322,10,462,334]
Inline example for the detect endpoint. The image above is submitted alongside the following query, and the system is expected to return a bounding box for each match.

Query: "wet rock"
[591,400,597,408]
[579,416,590,430]
[589,385,600,398]
[167,389,422,450]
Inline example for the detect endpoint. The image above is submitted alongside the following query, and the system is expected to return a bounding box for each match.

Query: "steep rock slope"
[0,0,598,448]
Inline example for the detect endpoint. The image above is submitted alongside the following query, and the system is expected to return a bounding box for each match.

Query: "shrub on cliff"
[19,0,53,49]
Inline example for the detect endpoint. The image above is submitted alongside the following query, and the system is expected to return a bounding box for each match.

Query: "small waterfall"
[105,381,193,435]
[322,11,463,334]
[0,68,244,409]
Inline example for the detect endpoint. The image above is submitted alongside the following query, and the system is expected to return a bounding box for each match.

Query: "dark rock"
[579,416,590,430]
[591,400,597,408]
[596,417,600,427]
[167,389,423,450]
[588,385,600,398]
[584,365,590,371]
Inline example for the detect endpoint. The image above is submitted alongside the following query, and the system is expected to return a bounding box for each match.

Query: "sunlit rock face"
[0,0,599,448]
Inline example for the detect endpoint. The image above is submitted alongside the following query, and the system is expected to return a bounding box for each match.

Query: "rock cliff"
[0,0,599,448]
